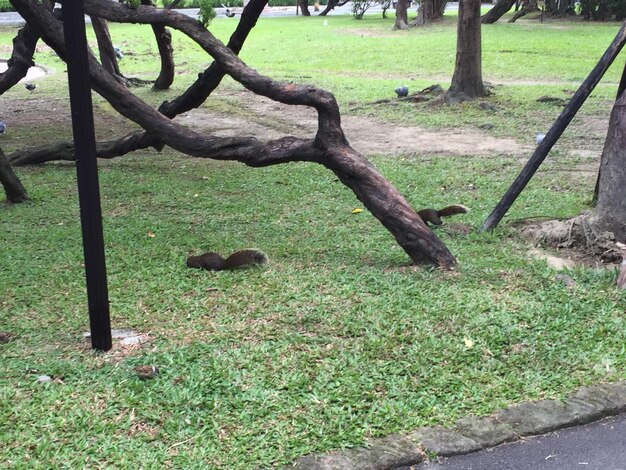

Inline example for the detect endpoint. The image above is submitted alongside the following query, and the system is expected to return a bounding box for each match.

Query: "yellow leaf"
[147,231,156,238]
[463,337,474,349]
[351,208,363,214]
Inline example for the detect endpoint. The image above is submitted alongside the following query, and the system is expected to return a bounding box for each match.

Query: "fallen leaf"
[463,337,475,349]
[147,231,155,238]
[351,208,363,214]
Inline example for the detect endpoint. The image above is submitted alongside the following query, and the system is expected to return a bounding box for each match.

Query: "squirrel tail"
[437,205,470,218]
[223,249,268,270]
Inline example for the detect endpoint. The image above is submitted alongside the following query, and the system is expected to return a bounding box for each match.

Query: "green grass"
[2,12,626,469]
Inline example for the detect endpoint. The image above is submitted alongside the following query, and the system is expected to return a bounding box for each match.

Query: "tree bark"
[393,0,409,29]
[90,16,121,77]
[143,0,175,90]
[0,147,29,203]
[319,0,350,15]
[413,0,447,24]
[481,0,516,23]
[10,0,458,268]
[446,0,486,101]
[591,92,626,242]
[508,0,538,22]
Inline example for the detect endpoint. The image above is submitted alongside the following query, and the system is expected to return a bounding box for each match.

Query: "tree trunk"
[591,92,626,242]
[298,0,311,15]
[151,26,174,90]
[446,0,486,102]
[91,16,121,77]
[0,147,29,203]
[508,0,538,22]
[394,0,409,29]
[481,0,516,23]
[413,0,447,25]
[144,0,175,90]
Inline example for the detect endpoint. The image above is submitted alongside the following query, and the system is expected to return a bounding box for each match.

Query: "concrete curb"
[286,380,626,469]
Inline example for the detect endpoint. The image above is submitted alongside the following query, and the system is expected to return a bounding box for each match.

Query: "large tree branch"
[0,24,39,95]
[11,0,457,268]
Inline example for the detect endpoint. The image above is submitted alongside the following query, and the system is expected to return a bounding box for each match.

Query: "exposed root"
[520,214,621,263]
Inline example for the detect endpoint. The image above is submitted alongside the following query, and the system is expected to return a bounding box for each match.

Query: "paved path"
[409,413,626,470]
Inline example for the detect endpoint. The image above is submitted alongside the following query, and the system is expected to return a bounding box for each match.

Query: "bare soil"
[181,89,534,157]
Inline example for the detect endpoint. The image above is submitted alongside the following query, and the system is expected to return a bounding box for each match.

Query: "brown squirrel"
[186,249,268,271]
[417,205,469,226]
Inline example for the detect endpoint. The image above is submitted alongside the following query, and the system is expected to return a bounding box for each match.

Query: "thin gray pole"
[62,0,112,351]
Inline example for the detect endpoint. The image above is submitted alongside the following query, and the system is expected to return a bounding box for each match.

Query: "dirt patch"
[181,89,532,157]
[518,215,622,269]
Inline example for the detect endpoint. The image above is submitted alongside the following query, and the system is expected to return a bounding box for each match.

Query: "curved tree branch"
[10,0,457,268]
[0,24,39,95]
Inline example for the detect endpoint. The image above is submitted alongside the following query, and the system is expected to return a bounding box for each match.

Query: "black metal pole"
[62,0,112,351]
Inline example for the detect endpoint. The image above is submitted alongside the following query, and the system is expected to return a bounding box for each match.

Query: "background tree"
[393,0,409,28]
[591,88,626,241]
[413,0,447,24]
[481,0,516,23]
[446,0,486,101]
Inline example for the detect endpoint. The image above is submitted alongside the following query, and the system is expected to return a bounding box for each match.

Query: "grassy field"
[1,10,626,469]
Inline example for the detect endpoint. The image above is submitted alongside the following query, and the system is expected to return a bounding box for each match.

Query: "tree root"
[520,214,621,262]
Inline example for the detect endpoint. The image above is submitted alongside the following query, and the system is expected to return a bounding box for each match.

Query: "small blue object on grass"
[536,133,546,145]
[114,47,124,60]
[395,85,409,98]
[0,120,6,135]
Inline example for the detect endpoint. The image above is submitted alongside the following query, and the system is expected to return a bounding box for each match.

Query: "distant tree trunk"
[412,0,447,24]
[318,0,349,15]
[151,26,174,90]
[10,0,459,269]
[446,0,486,102]
[0,148,29,203]
[394,0,409,29]
[591,92,626,242]
[298,0,311,15]
[557,0,571,15]
[508,0,538,21]
[481,0,516,23]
